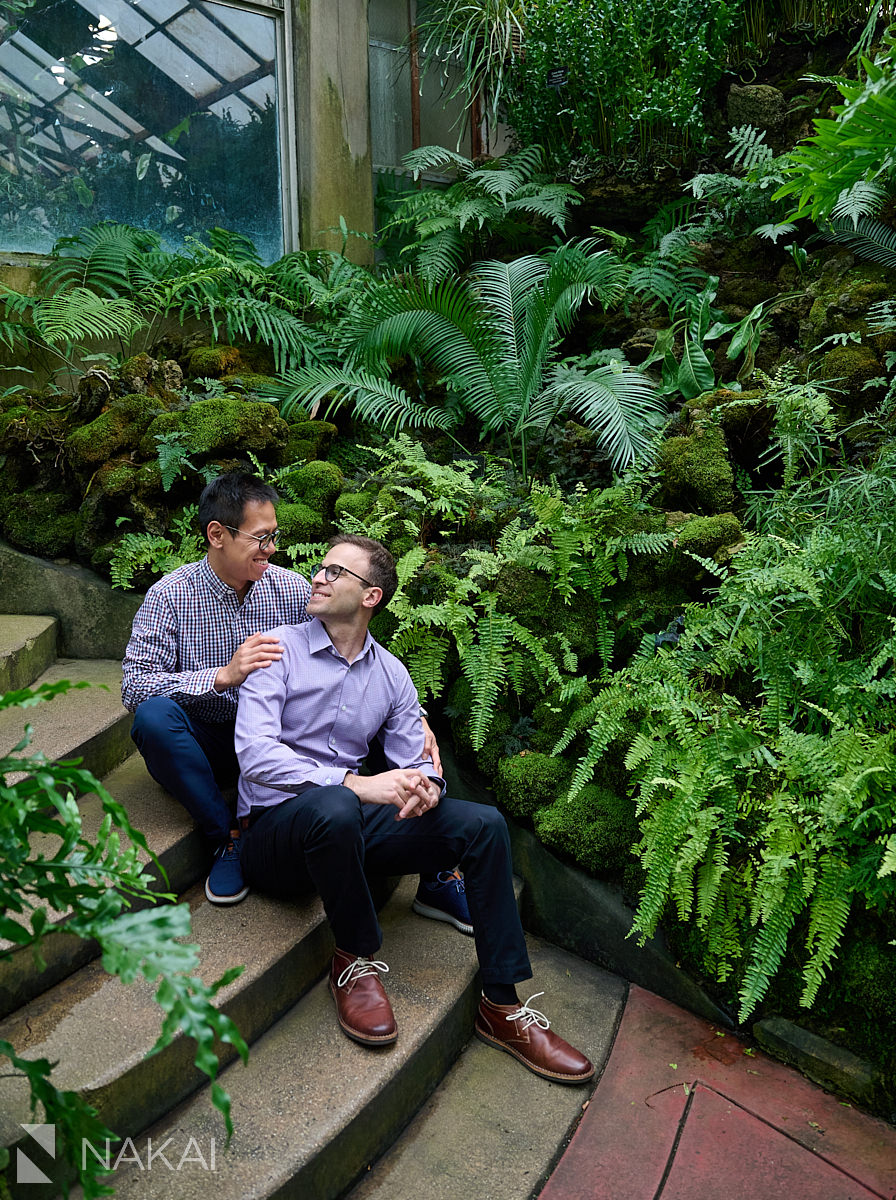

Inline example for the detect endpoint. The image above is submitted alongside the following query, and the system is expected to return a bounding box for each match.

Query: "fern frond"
[726,126,773,172]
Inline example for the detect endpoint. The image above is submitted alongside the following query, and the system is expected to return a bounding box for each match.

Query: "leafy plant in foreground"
[0,683,247,1196]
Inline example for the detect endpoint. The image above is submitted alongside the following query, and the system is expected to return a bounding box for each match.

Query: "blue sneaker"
[205,833,249,905]
[412,870,473,935]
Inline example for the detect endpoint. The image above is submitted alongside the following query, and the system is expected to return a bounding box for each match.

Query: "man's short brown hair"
[328,534,398,613]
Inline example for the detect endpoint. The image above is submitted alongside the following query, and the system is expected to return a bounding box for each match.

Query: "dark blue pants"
[241,786,532,986]
[130,697,238,848]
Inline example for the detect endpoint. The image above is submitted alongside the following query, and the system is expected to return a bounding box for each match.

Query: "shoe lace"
[337,956,390,988]
[436,869,465,893]
[218,838,240,862]
[505,992,550,1031]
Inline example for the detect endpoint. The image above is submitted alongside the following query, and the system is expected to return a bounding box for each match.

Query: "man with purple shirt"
[122,472,468,929]
[234,533,594,1082]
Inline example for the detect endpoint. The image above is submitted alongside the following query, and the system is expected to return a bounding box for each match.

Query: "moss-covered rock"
[221,372,281,394]
[1,488,78,556]
[496,751,571,820]
[674,512,744,560]
[93,459,141,500]
[276,499,327,546]
[283,460,344,515]
[820,344,885,412]
[65,393,163,471]
[186,345,243,378]
[140,398,289,460]
[534,783,638,875]
[281,419,339,465]
[529,683,596,755]
[116,353,181,398]
[658,424,735,513]
[493,564,604,660]
[334,490,377,526]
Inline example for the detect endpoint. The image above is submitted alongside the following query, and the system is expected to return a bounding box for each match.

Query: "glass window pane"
[0,0,284,261]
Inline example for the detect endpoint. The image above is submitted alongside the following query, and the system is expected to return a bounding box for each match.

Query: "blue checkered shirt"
[121,556,310,723]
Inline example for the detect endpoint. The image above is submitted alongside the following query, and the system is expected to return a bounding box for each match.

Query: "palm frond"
[278,365,457,432]
[817,217,896,269]
[540,361,666,470]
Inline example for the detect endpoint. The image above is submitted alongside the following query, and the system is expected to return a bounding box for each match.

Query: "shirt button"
[325,776,332,784]
[341,705,347,711]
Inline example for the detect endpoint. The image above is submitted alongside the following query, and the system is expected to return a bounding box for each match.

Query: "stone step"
[0,882,333,1175]
[0,615,58,693]
[0,753,206,1017]
[82,877,490,1200]
[0,657,131,780]
[346,940,627,1200]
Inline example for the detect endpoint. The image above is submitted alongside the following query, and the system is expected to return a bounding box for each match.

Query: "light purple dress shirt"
[235,617,444,818]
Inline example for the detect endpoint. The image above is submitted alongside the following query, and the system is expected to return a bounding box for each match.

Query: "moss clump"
[674,512,744,559]
[186,345,243,378]
[141,398,289,459]
[496,751,572,819]
[94,459,140,499]
[2,488,78,556]
[334,490,376,525]
[282,419,338,464]
[493,564,604,660]
[529,683,594,755]
[534,783,638,875]
[820,344,884,412]
[221,372,281,394]
[283,460,344,515]
[66,394,162,471]
[277,499,327,546]
[658,424,735,513]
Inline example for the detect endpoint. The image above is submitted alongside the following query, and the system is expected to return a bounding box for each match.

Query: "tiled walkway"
[541,986,896,1200]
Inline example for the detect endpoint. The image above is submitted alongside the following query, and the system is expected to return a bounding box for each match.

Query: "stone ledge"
[754,1016,888,1115]
[0,540,142,659]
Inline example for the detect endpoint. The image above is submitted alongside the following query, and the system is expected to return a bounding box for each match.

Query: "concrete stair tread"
[98,877,488,1200]
[0,883,331,1147]
[346,940,627,1200]
[0,658,130,777]
[0,615,57,693]
[0,753,207,1014]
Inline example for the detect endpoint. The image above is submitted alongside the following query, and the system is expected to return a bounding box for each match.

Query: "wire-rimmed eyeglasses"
[311,562,375,588]
[221,524,280,551]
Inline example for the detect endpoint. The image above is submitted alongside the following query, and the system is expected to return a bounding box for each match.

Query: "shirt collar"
[307,616,375,663]
[199,554,263,604]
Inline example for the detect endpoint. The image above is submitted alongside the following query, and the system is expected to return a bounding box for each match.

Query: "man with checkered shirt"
[121,471,471,931]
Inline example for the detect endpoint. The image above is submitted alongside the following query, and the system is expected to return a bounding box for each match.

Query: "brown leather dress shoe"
[475,992,594,1084]
[329,948,397,1046]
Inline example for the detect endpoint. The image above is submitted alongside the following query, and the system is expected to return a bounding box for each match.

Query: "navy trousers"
[130,696,238,848]
[241,785,532,986]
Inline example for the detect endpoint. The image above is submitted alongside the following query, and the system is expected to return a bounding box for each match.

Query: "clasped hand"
[344,768,440,820]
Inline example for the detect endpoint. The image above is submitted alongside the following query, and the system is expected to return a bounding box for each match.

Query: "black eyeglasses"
[312,562,375,588]
[221,525,280,551]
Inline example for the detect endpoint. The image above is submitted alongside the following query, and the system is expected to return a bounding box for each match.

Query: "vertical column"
[291,0,375,263]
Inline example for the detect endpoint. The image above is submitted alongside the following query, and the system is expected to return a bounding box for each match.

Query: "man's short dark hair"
[198,472,279,544]
[328,534,398,614]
